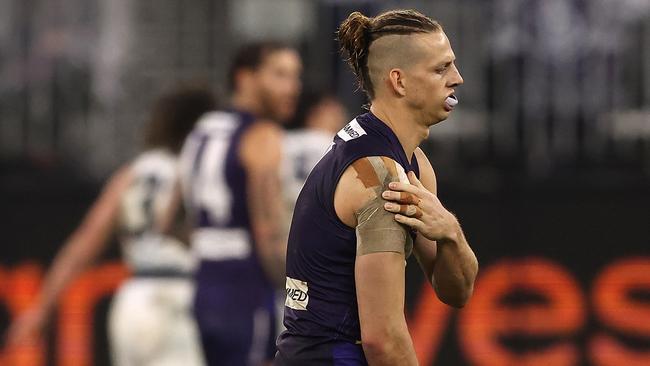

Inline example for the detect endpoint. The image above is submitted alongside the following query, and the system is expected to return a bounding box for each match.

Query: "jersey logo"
[285,277,309,311]
[337,119,367,142]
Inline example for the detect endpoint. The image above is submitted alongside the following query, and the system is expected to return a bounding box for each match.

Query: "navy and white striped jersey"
[118,149,194,274]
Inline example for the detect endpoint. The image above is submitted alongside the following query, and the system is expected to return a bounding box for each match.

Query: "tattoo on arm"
[248,168,286,245]
[258,170,278,219]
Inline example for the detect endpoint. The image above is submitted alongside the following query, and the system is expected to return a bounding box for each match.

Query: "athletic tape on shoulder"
[352,157,413,257]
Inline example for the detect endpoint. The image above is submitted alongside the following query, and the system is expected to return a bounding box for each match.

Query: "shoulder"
[414,147,437,194]
[332,128,389,164]
[334,155,403,227]
[334,115,387,151]
[240,119,284,168]
[243,119,283,146]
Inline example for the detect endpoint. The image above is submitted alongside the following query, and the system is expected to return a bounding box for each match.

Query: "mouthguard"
[445,95,458,107]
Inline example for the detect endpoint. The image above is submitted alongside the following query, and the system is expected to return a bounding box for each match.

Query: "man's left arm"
[383,148,478,307]
[413,222,477,308]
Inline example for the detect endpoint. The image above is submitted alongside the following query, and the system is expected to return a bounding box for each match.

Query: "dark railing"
[0,0,648,181]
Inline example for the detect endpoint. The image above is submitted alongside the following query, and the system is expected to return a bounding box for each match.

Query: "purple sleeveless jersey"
[180,110,276,365]
[275,112,420,365]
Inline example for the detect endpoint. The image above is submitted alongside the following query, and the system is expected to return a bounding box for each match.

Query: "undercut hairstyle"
[143,85,216,154]
[228,41,292,92]
[337,9,441,99]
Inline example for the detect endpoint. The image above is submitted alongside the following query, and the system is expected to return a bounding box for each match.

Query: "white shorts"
[108,277,205,366]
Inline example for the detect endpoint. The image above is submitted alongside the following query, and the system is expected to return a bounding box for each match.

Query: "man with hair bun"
[275,9,478,366]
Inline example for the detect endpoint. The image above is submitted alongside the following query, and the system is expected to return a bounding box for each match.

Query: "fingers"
[402,204,423,218]
[407,171,424,189]
[382,191,419,204]
[384,203,423,219]
[386,181,420,195]
[394,214,423,231]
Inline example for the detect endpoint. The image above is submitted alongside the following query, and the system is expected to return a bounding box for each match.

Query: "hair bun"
[337,11,372,87]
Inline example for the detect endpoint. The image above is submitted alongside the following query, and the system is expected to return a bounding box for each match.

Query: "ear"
[388,68,407,97]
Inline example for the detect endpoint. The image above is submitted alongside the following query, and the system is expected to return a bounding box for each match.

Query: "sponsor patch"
[337,119,367,142]
[285,277,309,311]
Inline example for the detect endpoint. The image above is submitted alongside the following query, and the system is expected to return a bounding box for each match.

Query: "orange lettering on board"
[408,281,453,365]
[458,258,584,366]
[0,263,45,366]
[589,257,650,366]
[56,263,128,366]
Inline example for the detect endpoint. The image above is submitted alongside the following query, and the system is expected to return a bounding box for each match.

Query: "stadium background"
[0,0,649,365]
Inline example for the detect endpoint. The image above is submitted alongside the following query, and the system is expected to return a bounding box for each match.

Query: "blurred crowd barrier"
[0,0,649,180]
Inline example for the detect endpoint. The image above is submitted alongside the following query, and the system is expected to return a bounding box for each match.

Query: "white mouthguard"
[445,95,458,107]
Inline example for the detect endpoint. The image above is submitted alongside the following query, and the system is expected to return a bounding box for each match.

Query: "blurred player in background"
[173,42,302,366]
[6,86,215,366]
[277,90,347,333]
[282,90,347,214]
[276,9,478,365]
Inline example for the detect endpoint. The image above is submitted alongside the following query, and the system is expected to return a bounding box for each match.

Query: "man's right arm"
[240,121,288,288]
[334,157,418,366]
